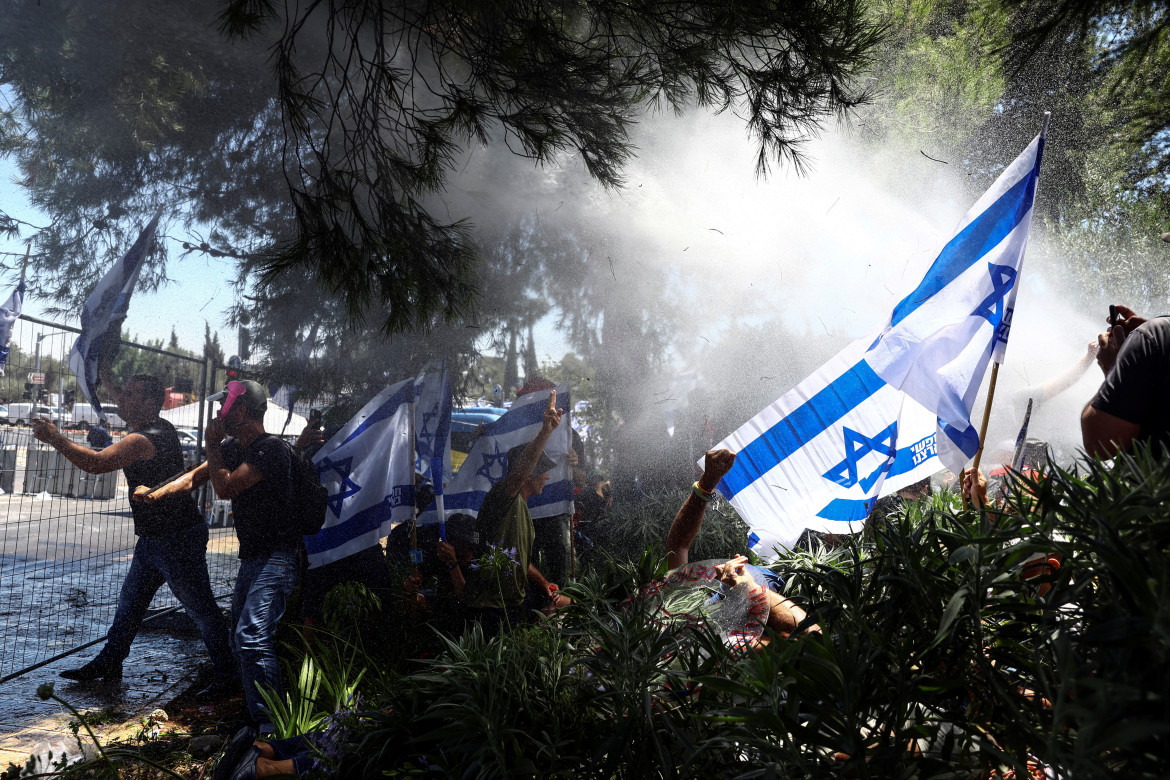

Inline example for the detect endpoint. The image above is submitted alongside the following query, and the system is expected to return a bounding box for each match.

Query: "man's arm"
[31,418,154,474]
[526,562,555,594]
[665,448,736,568]
[133,461,211,503]
[1081,402,1141,458]
[204,417,264,499]
[501,391,562,497]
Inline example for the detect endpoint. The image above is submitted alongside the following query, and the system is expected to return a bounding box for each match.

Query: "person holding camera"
[1082,304,1170,458]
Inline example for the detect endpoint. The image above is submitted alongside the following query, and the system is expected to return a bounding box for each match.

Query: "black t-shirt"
[220,434,299,559]
[576,490,609,527]
[1093,317,1170,455]
[122,418,202,538]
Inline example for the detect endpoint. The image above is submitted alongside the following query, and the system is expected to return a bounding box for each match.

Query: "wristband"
[692,482,714,502]
[447,560,459,571]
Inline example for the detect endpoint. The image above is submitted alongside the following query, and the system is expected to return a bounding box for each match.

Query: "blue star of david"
[317,455,361,517]
[823,422,898,493]
[476,442,510,485]
[971,262,1017,328]
[415,408,439,473]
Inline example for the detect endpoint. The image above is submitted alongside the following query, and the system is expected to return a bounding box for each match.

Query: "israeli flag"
[865,126,1045,475]
[414,365,453,526]
[710,337,941,556]
[68,211,162,415]
[0,280,25,376]
[306,378,416,568]
[710,126,1046,555]
[444,382,573,519]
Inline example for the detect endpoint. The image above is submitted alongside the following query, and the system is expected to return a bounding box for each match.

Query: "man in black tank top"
[32,374,233,685]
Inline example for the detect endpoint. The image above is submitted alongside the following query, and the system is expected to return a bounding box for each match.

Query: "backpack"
[271,435,329,536]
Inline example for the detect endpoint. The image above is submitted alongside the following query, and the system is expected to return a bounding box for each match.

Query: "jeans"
[93,523,234,678]
[231,551,300,726]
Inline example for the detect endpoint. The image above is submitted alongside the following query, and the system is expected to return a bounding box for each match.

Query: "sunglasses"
[219,380,247,419]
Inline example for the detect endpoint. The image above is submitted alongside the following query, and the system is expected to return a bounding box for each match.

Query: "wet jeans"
[93,523,234,678]
[231,551,300,727]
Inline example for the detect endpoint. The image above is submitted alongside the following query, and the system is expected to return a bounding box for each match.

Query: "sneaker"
[59,659,122,682]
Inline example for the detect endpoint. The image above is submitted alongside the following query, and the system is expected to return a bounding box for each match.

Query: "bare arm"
[133,461,210,503]
[1081,402,1141,458]
[32,418,154,474]
[204,416,264,499]
[501,391,562,497]
[665,448,736,567]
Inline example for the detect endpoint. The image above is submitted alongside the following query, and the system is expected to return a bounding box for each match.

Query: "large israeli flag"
[306,378,416,568]
[68,212,162,415]
[0,280,25,376]
[710,125,1046,555]
[865,126,1045,475]
[710,337,941,556]
[415,365,453,526]
[444,383,573,519]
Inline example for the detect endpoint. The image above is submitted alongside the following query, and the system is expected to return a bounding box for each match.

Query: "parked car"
[7,403,70,426]
[71,402,127,430]
[175,427,201,468]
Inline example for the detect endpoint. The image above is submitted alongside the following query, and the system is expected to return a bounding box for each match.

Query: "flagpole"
[19,245,29,286]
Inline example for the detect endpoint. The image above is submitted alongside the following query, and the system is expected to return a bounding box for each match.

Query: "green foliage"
[587,488,750,568]
[257,653,365,741]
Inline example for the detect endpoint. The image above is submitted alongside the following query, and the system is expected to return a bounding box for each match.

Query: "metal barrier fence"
[0,314,239,682]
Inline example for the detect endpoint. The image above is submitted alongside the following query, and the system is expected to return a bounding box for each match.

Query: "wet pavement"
[0,625,209,766]
[0,429,242,765]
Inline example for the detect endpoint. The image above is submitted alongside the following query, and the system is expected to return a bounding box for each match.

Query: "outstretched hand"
[542,390,562,431]
[699,449,736,492]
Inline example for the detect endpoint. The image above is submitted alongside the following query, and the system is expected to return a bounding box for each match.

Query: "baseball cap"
[507,443,556,476]
[207,379,268,417]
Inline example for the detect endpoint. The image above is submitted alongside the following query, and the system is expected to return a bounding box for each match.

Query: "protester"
[33,373,234,688]
[515,377,576,584]
[464,390,561,637]
[1081,304,1170,458]
[141,380,299,731]
[665,448,819,639]
[296,413,397,636]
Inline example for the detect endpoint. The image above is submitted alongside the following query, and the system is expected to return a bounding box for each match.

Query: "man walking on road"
[33,374,234,686]
[145,380,299,731]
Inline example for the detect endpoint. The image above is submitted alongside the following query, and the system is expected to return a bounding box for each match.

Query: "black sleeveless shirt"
[122,418,203,538]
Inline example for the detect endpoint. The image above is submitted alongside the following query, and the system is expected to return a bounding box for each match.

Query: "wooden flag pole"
[963,362,1001,509]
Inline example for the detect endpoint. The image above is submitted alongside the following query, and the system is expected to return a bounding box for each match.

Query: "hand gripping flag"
[444,383,573,519]
[414,364,453,527]
[708,337,941,556]
[865,126,1046,475]
[306,378,416,568]
[0,280,24,376]
[68,212,162,415]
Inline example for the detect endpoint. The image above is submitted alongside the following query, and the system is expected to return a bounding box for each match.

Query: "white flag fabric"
[444,383,573,520]
[306,378,415,568]
[414,365,453,526]
[709,337,941,557]
[68,212,161,415]
[0,280,24,376]
[865,129,1045,475]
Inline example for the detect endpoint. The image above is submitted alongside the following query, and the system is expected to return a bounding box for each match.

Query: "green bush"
[310,449,1170,777]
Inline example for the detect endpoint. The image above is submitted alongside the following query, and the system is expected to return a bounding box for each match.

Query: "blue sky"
[0,156,241,356]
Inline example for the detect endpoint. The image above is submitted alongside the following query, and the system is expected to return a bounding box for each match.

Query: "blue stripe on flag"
[305,485,415,554]
[889,155,1042,328]
[339,381,414,447]
[940,419,980,458]
[718,361,887,499]
[433,479,573,517]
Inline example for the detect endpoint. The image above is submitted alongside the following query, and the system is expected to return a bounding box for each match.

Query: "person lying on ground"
[664,448,819,639]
